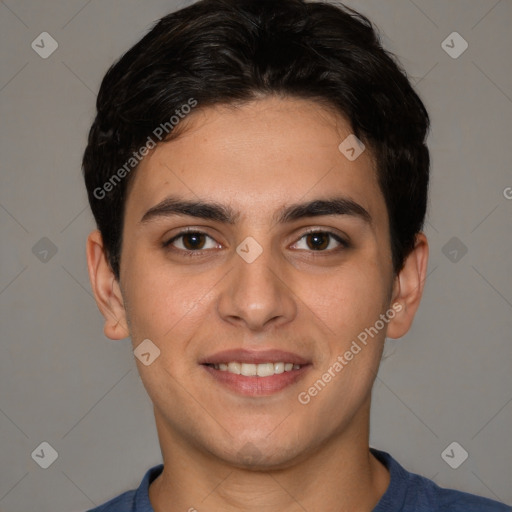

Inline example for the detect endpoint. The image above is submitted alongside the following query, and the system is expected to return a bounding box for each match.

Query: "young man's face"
[88,96,426,468]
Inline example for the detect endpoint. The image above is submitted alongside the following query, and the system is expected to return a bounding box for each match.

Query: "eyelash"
[298,231,349,252]
[162,229,349,257]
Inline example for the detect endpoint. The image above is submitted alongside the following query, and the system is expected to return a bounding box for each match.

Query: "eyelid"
[163,227,349,254]
[162,228,220,249]
[290,229,349,251]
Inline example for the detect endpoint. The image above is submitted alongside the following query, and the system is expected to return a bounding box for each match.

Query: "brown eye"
[163,231,218,253]
[291,231,348,252]
[306,232,330,250]
[181,232,206,250]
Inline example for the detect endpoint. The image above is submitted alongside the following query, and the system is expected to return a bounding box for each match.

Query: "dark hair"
[83,0,430,279]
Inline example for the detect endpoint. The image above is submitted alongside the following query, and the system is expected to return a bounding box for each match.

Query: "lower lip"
[202,364,311,396]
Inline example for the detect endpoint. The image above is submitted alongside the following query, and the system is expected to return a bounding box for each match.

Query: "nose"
[216,240,297,332]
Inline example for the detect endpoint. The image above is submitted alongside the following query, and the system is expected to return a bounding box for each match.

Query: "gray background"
[1,0,511,510]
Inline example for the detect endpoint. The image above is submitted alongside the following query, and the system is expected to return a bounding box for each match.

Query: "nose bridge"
[217,236,296,330]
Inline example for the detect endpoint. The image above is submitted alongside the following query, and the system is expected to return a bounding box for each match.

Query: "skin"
[87,96,428,512]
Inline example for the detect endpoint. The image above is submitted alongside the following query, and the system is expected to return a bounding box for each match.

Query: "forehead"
[124,96,386,226]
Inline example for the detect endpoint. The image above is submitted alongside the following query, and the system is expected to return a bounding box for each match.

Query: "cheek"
[305,259,390,340]
[122,254,221,342]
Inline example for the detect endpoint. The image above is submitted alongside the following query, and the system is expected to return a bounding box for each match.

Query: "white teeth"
[240,363,257,376]
[227,362,241,374]
[274,362,285,374]
[211,362,303,376]
[257,363,274,377]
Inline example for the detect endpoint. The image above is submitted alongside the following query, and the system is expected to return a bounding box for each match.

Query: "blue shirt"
[87,449,510,511]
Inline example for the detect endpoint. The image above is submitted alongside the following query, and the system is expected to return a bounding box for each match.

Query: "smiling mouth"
[204,362,303,377]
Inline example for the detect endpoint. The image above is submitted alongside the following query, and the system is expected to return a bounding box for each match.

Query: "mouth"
[200,349,311,396]
[204,361,303,376]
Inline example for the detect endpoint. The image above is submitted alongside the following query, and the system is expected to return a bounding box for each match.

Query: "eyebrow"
[141,196,240,225]
[275,197,372,226]
[140,195,372,226]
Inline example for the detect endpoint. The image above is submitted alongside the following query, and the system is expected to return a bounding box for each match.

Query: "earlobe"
[86,230,130,340]
[386,232,429,340]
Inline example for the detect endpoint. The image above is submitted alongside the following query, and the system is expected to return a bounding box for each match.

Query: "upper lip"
[200,349,310,366]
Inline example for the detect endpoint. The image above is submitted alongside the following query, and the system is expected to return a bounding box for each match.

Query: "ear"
[86,230,130,340]
[386,232,429,339]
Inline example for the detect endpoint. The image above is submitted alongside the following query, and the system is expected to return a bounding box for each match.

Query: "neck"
[149,401,389,512]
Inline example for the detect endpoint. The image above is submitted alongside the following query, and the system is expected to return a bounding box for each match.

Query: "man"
[82,0,510,510]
